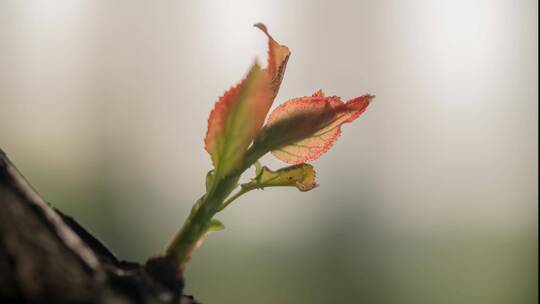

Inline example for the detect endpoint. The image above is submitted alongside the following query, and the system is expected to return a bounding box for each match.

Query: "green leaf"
[207,219,225,233]
[254,161,263,176]
[242,163,317,192]
[205,170,215,192]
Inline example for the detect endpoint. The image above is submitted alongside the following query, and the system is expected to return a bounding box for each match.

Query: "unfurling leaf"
[249,91,374,164]
[242,163,317,192]
[205,24,290,176]
[254,23,290,96]
[205,64,272,176]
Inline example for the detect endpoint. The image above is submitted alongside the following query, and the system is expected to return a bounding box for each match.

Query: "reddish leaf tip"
[343,94,374,122]
[312,90,325,98]
[253,23,271,38]
[254,22,290,94]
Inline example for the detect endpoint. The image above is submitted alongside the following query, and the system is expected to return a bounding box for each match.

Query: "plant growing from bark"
[165,23,374,274]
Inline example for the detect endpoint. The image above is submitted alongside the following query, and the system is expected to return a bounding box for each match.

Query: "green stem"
[218,187,249,211]
[165,150,266,274]
[165,173,239,272]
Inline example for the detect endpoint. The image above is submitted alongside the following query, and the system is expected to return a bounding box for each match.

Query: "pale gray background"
[1,1,537,303]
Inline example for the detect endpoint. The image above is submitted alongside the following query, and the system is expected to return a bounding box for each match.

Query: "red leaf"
[205,64,272,175]
[265,91,374,164]
[254,23,290,97]
[204,24,291,175]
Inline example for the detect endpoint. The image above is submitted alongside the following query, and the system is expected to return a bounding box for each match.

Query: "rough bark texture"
[0,149,198,304]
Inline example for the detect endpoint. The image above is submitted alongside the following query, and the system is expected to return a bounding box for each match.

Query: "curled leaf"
[242,163,317,192]
[205,64,272,176]
[254,23,290,96]
[249,91,374,164]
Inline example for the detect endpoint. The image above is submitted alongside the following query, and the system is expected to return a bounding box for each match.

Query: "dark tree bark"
[0,149,198,304]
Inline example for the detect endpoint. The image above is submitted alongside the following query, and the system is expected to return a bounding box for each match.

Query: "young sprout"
[165,23,373,274]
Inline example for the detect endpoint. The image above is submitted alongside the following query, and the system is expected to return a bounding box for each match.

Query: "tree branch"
[0,148,198,304]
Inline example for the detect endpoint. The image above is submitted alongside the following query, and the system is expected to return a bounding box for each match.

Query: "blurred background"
[0,0,537,303]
